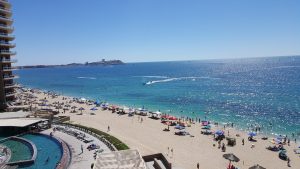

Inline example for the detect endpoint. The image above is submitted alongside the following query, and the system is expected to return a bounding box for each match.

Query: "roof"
[93,149,147,169]
[0,111,31,119]
[0,118,46,127]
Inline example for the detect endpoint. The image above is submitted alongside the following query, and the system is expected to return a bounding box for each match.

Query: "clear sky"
[10,0,300,65]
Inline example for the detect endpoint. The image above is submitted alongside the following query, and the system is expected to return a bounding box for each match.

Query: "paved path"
[42,126,111,169]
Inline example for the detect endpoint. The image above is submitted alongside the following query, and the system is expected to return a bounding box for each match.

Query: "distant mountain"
[17,59,125,69]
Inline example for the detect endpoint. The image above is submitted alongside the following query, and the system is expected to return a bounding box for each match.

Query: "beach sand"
[23,90,300,169]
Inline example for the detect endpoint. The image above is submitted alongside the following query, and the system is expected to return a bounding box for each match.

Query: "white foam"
[77,77,97,80]
[136,76,169,78]
[144,76,217,85]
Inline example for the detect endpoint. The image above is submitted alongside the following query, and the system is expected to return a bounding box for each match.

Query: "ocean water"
[17,56,300,138]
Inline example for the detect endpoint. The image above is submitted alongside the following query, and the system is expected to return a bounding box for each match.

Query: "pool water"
[1,139,32,162]
[0,134,63,169]
[19,134,63,169]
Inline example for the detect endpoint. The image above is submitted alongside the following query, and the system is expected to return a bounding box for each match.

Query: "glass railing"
[3,75,15,78]
[0,15,11,21]
[0,42,15,46]
[0,6,11,12]
[0,42,16,46]
[0,33,14,38]
[0,51,16,55]
[0,24,13,30]
[3,67,16,71]
[0,59,17,62]
[5,92,16,96]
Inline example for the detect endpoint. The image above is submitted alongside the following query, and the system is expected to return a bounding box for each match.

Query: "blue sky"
[10,0,300,65]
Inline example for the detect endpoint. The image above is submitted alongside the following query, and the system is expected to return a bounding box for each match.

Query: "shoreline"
[18,87,300,169]
[20,84,300,140]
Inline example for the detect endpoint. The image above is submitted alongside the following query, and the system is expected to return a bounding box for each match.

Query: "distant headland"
[17,59,125,69]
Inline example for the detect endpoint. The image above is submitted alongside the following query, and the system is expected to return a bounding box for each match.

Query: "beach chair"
[294,149,300,154]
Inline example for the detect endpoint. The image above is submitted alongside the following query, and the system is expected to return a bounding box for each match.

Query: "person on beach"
[171,148,173,157]
[108,125,110,132]
[287,157,291,167]
[81,144,83,153]
[197,162,199,169]
[242,138,244,145]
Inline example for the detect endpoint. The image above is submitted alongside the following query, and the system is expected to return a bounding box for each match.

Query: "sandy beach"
[21,89,300,169]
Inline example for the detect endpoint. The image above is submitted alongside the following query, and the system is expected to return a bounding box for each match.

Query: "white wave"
[77,77,97,80]
[135,76,169,78]
[272,66,300,69]
[144,76,216,85]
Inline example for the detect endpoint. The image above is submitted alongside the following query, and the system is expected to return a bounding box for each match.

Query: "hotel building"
[0,0,17,110]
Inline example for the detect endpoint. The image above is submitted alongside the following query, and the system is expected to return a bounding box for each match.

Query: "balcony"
[0,15,12,25]
[0,42,15,48]
[5,91,16,97]
[3,75,18,80]
[0,33,14,40]
[0,42,15,47]
[0,1,11,8]
[0,50,16,55]
[0,6,11,16]
[4,83,18,89]
[3,66,17,71]
[0,59,17,63]
[0,24,13,33]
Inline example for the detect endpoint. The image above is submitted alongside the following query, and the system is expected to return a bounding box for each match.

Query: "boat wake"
[135,75,169,78]
[77,77,97,80]
[144,76,215,85]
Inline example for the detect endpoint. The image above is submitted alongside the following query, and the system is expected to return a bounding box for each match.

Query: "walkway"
[42,126,111,169]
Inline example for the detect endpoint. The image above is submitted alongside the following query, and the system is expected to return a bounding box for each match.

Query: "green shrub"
[64,123,129,150]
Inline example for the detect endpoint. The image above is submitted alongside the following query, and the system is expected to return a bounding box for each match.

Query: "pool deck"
[42,127,112,169]
[0,145,11,168]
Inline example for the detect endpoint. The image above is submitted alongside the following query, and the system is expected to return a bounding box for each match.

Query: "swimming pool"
[1,139,32,162]
[0,134,63,169]
[19,134,63,169]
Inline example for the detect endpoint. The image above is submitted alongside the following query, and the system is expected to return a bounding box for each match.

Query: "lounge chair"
[294,149,300,154]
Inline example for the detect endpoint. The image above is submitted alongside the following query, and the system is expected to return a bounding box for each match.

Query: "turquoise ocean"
[17,56,300,138]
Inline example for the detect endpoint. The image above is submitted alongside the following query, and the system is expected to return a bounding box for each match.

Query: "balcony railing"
[5,92,16,97]
[0,42,15,47]
[3,66,17,71]
[0,59,17,63]
[4,83,18,88]
[0,0,11,7]
[0,24,13,32]
[0,6,11,14]
[0,33,14,40]
[3,75,18,80]
[0,50,16,55]
[0,15,12,23]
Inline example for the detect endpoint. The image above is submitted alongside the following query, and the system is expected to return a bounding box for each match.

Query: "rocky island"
[17,59,124,69]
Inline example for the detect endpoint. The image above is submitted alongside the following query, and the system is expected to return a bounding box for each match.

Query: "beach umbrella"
[90,107,98,111]
[223,153,240,162]
[248,132,257,137]
[78,107,85,113]
[249,164,266,169]
[168,116,178,121]
[175,125,185,130]
[276,135,284,141]
[71,106,77,111]
[94,100,100,105]
[215,130,224,136]
[202,125,211,130]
